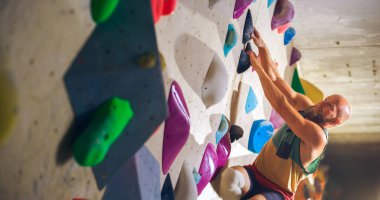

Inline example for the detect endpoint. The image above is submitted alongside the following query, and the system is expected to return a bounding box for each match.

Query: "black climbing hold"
[161,174,175,200]
[236,44,252,74]
[229,125,244,143]
[242,9,254,44]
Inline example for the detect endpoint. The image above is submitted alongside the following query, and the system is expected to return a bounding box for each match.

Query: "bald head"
[329,94,352,125]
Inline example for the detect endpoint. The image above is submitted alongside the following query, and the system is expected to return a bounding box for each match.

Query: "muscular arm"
[247,51,325,147]
[251,30,313,111]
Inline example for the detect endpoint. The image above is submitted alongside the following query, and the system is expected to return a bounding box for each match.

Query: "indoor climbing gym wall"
[0,0,311,199]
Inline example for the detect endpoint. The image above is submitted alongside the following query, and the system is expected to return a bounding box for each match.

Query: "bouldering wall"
[0,0,297,199]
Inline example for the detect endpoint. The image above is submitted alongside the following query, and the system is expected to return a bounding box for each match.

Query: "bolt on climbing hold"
[137,53,157,69]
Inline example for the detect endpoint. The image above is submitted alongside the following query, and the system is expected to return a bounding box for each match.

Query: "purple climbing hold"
[271,0,295,30]
[269,109,284,129]
[289,47,302,66]
[212,133,231,181]
[233,0,254,19]
[162,81,190,175]
[197,143,218,195]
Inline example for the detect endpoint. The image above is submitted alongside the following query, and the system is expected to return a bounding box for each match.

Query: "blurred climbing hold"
[267,0,276,8]
[248,120,274,153]
[162,81,190,174]
[224,24,238,57]
[237,43,252,74]
[0,68,18,146]
[161,174,175,200]
[215,114,229,144]
[284,27,296,45]
[137,52,157,69]
[290,47,302,66]
[291,68,305,94]
[233,0,254,19]
[245,86,258,114]
[174,162,198,200]
[277,22,290,34]
[269,109,284,129]
[73,97,134,166]
[213,133,231,181]
[229,125,244,142]
[192,168,201,184]
[159,52,166,70]
[91,0,120,24]
[151,0,177,23]
[242,9,254,44]
[197,143,218,195]
[271,0,295,30]
[300,79,324,104]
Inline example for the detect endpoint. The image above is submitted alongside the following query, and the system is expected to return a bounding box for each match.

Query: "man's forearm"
[258,46,278,81]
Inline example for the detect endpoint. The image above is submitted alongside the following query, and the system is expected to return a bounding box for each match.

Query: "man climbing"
[217,29,352,200]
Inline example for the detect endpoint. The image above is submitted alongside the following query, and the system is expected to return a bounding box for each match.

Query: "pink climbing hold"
[269,109,285,129]
[212,133,231,181]
[289,47,302,66]
[277,23,290,34]
[197,143,218,195]
[233,0,254,19]
[162,81,190,175]
[271,0,295,30]
[151,0,177,23]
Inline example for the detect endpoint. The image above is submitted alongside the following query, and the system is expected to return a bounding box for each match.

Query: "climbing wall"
[0,0,296,199]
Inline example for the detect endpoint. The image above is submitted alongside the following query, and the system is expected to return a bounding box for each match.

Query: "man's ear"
[332,118,340,125]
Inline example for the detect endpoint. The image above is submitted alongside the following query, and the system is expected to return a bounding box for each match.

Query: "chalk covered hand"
[246,50,261,71]
[250,28,266,48]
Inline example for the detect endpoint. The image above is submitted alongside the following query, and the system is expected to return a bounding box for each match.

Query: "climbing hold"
[237,43,252,74]
[245,86,258,114]
[229,125,244,143]
[289,47,302,66]
[151,0,177,23]
[277,23,290,34]
[212,132,231,181]
[291,68,305,94]
[91,0,120,24]
[162,81,190,174]
[268,0,276,8]
[161,174,175,200]
[300,79,324,104]
[137,53,157,69]
[73,97,134,166]
[215,114,229,144]
[233,0,254,19]
[159,52,166,70]
[224,24,238,57]
[242,9,254,44]
[175,162,198,200]
[201,54,229,108]
[284,27,296,45]
[192,168,201,184]
[197,143,218,195]
[271,0,295,30]
[248,120,274,153]
[269,109,284,129]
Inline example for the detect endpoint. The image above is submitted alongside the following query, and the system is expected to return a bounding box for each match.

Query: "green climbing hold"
[73,97,134,166]
[291,68,305,95]
[91,0,120,24]
[137,53,157,69]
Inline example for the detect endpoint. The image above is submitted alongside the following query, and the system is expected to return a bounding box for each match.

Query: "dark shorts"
[241,166,284,200]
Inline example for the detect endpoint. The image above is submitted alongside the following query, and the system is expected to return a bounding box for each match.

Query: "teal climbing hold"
[268,0,276,8]
[248,120,274,153]
[91,0,120,24]
[224,24,238,57]
[245,87,258,114]
[73,97,134,166]
[192,168,201,184]
[215,114,229,144]
[284,27,296,45]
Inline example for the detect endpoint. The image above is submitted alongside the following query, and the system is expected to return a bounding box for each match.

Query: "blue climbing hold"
[192,168,201,184]
[237,43,252,74]
[216,114,229,144]
[284,27,296,45]
[224,24,238,57]
[245,87,258,114]
[248,120,274,153]
[242,9,254,44]
[268,0,276,8]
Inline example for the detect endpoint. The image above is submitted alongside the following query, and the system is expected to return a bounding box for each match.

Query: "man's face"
[315,95,341,123]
